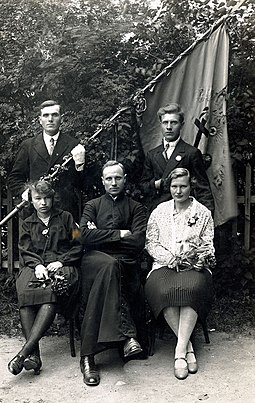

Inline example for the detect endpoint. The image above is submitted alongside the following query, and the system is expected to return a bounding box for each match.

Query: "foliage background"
[0,0,255,299]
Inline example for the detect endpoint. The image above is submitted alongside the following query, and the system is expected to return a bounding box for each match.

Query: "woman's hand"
[35,264,49,279]
[47,261,63,273]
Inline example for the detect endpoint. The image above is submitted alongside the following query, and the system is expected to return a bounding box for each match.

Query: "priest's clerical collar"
[107,192,125,201]
[163,136,180,148]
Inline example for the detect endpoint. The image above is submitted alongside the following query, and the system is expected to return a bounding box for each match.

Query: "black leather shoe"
[80,355,100,386]
[8,354,25,375]
[24,354,42,375]
[123,338,143,358]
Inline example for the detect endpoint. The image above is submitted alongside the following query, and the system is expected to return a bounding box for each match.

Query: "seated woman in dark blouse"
[8,180,82,376]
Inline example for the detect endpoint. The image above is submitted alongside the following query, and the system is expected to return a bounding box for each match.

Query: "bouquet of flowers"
[177,241,216,272]
[28,271,70,296]
[50,272,70,296]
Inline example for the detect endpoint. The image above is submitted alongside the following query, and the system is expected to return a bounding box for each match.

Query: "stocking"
[19,303,56,358]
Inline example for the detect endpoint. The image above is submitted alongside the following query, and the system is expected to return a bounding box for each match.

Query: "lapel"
[162,138,187,179]
[153,144,168,173]
[33,133,50,163]
[33,133,71,168]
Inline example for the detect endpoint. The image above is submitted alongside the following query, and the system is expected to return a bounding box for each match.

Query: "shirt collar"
[43,131,60,144]
[163,136,180,149]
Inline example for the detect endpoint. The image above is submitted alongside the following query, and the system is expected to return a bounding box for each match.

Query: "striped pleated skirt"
[144,266,213,320]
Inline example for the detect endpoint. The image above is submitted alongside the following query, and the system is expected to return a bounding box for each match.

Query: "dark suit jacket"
[140,138,214,212]
[8,132,84,220]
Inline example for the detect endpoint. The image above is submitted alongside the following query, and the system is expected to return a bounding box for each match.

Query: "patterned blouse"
[145,197,215,277]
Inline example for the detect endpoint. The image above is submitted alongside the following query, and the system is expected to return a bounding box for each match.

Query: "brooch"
[42,229,49,236]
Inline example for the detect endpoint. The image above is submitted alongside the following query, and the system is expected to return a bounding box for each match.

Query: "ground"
[1,273,255,403]
[1,328,255,403]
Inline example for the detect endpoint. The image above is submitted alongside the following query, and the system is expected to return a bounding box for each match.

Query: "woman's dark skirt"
[16,265,79,315]
[144,266,213,320]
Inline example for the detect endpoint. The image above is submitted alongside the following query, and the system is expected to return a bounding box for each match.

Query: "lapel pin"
[175,155,182,161]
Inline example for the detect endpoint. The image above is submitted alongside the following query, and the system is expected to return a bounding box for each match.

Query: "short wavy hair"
[157,103,184,123]
[167,168,197,189]
[26,180,55,202]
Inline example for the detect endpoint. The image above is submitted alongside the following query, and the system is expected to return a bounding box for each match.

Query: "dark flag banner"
[139,23,237,227]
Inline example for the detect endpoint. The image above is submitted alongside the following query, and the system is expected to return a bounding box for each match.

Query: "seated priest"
[79,160,147,386]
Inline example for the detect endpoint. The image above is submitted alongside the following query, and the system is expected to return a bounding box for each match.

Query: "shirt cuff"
[75,163,84,171]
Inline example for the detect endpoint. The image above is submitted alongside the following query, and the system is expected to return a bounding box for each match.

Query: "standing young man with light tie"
[140,103,214,214]
[8,100,86,221]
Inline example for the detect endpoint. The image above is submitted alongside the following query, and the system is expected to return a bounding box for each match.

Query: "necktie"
[49,138,55,156]
[164,142,169,160]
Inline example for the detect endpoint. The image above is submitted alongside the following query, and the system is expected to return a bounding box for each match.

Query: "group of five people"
[7,100,215,384]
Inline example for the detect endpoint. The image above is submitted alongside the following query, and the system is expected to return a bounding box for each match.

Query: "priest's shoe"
[80,355,100,386]
[123,338,143,358]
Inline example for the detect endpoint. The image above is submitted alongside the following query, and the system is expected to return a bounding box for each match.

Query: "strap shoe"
[24,354,42,375]
[8,353,25,375]
[174,357,189,380]
[186,351,198,374]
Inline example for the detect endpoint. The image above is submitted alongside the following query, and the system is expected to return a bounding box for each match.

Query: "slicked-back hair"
[38,100,61,115]
[102,160,125,176]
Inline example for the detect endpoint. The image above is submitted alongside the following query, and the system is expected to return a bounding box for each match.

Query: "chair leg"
[69,317,76,357]
[201,318,210,344]
[147,318,156,356]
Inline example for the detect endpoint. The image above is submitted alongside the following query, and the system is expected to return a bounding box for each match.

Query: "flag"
[139,23,237,227]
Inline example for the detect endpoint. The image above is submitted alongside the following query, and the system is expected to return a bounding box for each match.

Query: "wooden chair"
[68,307,81,357]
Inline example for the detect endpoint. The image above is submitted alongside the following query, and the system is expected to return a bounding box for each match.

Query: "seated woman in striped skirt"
[144,168,215,380]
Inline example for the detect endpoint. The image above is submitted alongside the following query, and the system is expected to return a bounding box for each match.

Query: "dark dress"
[16,208,82,313]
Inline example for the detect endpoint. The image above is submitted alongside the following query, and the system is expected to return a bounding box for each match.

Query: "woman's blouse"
[19,208,83,269]
[145,197,215,277]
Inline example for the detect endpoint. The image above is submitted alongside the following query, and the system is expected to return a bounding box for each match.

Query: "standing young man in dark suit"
[140,103,214,213]
[8,100,85,221]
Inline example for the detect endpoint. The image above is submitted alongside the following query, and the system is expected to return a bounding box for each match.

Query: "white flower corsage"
[187,213,199,227]
[87,221,97,229]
